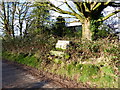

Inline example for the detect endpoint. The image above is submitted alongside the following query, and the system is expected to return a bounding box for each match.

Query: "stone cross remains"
[55,40,70,49]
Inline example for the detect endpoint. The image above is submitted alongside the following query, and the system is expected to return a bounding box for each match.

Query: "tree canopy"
[36,0,120,40]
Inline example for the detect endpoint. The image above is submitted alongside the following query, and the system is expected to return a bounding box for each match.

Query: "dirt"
[2,60,89,88]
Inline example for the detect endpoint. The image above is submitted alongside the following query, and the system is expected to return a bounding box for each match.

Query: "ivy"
[90,14,103,40]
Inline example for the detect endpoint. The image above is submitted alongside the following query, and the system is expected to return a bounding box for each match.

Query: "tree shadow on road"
[25,80,52,88]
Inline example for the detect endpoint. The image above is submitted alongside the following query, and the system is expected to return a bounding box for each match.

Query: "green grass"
[2,51,41,68]
[51,62,118,88]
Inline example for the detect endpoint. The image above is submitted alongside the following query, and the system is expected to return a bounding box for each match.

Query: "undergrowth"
[2,35,120,88]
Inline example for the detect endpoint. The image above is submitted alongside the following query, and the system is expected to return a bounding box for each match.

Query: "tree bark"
[82,18,92,41]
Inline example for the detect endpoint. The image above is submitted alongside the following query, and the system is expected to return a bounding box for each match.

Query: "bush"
[2,35,120,88]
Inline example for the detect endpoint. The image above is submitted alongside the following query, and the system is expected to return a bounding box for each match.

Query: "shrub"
[2,36,119,88]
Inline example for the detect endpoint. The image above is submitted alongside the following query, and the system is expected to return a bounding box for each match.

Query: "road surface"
[2,60,61,88]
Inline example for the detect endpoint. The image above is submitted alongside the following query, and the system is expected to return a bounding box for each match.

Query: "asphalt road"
[2,60,61,88]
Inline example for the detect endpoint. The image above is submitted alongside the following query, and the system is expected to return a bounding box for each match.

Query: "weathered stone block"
[50,50,65,57]
[55,40,70,49]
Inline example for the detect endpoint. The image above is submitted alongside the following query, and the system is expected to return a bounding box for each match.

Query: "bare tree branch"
[97,9,120,22]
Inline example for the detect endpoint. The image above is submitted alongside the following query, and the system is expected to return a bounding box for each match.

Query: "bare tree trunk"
[11,2,16,38]
[82,18,92,41]
[19,22,23,37]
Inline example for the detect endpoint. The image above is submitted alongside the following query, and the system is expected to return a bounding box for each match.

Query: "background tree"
[103,7,119,33]
[0,1,30,39]
[52,16,66,37]
[0,2,11,37]
[16,2,30,37]
[29,2,50,35]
